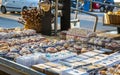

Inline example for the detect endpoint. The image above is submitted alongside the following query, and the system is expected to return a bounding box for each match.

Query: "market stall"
[0,0,120,75]
[0,27,119,75]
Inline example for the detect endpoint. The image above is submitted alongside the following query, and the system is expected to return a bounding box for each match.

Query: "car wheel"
[10,11,15,13]
[17,12,21,13]
[1,6,7,14]
[17,12,21,14]
[22,7,27,12]
[100,7,104,12]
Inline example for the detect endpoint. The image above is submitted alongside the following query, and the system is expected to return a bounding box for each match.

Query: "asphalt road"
[0,12,23,28]
[74,12,117,31]
[0,11,117,32]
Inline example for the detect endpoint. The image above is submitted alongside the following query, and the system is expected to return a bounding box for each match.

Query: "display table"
[0,57,45,75]
[0,27,119,75]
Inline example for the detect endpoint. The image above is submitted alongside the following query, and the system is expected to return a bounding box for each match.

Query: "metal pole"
[75,0,79,19]
[90,0,93,11]
[54,0,58,35]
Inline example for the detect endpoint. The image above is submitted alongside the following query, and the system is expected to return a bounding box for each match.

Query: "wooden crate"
[109,14,120,25]
[104,14,120,25]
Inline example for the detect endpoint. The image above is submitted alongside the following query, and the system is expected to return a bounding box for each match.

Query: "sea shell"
[81,48,87,53]
[46,47,57,53]
[0,49,9,55]
[56,45,63,51]
[0,27,5,32]
[89,38,94,43]
[63,43,69,49]
[23,29,36,36]
[31,45,39,49]
[20,47,31,55]
[0,32,8,39]
[15,27,22,31]
[67,47,75,52]
[32,48,43,53]
[73,44,82,50]
[87,32,96,37]
[6,52,20,58]
[10,46,21,52]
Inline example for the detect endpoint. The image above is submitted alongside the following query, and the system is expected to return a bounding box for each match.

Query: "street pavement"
[0,11,117,32]
[71,12,116,31]
[0,12,23,28]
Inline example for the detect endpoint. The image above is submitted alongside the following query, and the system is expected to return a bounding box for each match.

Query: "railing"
[71,8,98,32]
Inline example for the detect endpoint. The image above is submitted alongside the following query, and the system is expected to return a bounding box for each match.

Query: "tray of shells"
[0,37,118,61]
[0,27,37,39]
[0,28,119,61]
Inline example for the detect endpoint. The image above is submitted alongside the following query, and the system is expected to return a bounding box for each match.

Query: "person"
[104,0,114,12]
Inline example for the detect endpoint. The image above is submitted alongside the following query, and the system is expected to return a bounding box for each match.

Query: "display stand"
[0,57,45,75]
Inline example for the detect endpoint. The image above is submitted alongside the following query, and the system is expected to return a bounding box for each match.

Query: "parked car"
[1,0,39,14]
[71,0,84,12]
[99,0,115,12]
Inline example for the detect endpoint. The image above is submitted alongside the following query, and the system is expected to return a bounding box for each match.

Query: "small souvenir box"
[33,62,70,75]
[59,60,90,68]
[83,58,101,64]
[77,54,89,59]
[32,64,51,73]
[93,50,105,54]
[61,69,89,75]
[96,60,115,67]
[82,51,100,57]
[62,56,85,63]
[45,62,70,72]
[81,64,104,72]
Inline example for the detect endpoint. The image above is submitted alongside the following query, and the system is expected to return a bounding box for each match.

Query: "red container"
[92,2,100,9]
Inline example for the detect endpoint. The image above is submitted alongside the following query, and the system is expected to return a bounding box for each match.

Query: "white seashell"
[6,52,20,58]
[10,46,20,52]
[0,27,5,32]
[0,49,9,55]
[46,47,57,53]
[15,27,22,31]
[19,49,31,55]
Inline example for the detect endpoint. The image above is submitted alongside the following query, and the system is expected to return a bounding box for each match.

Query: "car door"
[4,0,20,11]
[11,0,22,11]
[3,0,15,11]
